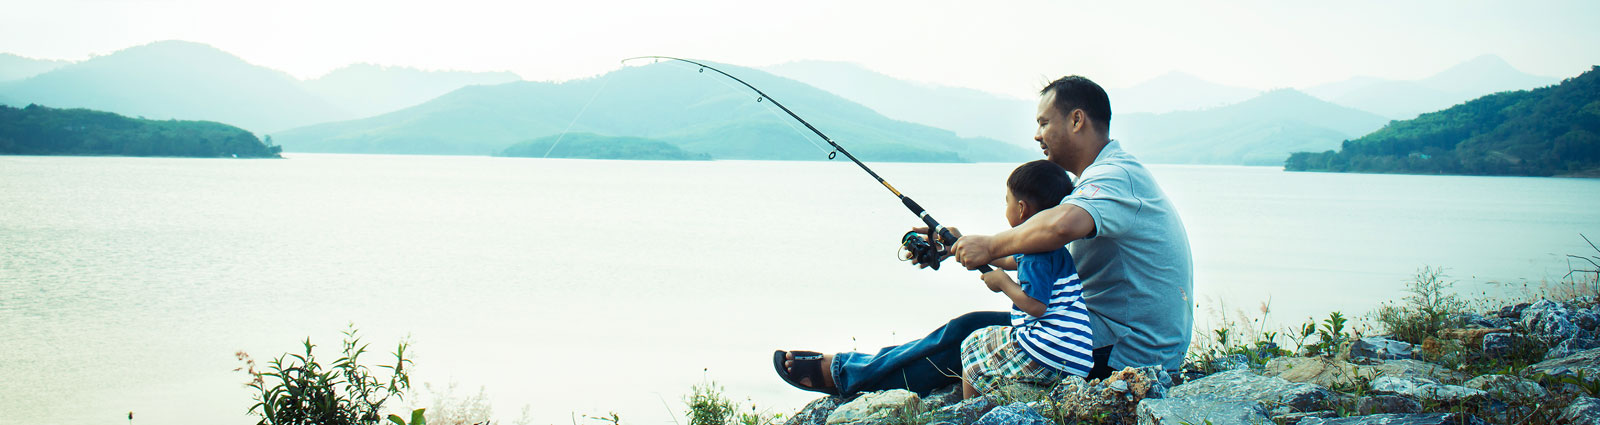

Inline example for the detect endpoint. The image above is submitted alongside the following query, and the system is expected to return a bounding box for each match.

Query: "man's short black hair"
[1041,75,1112,130]
[1007,160,1073,210]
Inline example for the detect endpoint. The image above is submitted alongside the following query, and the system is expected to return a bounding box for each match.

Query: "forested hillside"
[1285,66,1599,176]
[0,104,281,158]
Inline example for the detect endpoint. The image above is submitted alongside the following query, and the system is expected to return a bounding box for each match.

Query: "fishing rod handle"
[901,196,994,274]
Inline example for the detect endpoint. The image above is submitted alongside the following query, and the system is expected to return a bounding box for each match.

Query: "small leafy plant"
[237,324,420,425]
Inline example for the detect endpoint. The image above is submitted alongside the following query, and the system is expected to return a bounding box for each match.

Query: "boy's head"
[1005,160,1073,227]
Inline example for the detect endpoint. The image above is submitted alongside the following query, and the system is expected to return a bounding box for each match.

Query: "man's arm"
[953,203,1096,269]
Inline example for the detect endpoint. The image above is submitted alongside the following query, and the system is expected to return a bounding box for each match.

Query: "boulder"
[1462,374,1548,403]
[1436,328,1509,348]
[1481,333,1515,357]
[1546,337,1600,360]
[1045,372,1148,424]
[1134,396,1270,425]
[1558,396,1600,424]
[785,396,843,425]
[1354,395,1423,415]
[1169,369,1340,412]
[1295,413,1486,425]
[1349,337,1414,362]
[1208,353,1252,372]
[920,385,963,411]
[974,402,1051,425]
[1368,376,1487,407]
[1499,303,1531,321]
[926,397,995,425]
[1264,357,1372,389]
[1524,347,1600,383]
[825,390,920,425]
[1372,359,1462,382]
[1270,411,1336,425]
[1523,299,1580,342]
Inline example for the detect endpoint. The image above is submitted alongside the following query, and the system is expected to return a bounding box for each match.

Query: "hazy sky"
[3,0,1598,97]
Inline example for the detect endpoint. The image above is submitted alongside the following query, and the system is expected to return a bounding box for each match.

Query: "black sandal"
[773,350,837,395]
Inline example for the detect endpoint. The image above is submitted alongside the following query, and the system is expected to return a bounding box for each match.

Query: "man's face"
[1034,91,1073,165]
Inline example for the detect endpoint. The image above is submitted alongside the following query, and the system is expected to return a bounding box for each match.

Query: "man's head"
[1005,159,1073,228]
[1036,75,1112,174]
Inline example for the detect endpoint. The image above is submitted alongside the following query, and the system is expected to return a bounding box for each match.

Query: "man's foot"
[773,350,837,394]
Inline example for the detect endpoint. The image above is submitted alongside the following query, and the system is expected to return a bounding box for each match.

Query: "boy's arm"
[990,256,1019,271]
[980,270,1045,318]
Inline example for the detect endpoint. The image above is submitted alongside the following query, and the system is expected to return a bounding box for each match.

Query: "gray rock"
[920,385,963,411]
[1546,337,1600,360]
[1368,376,1487,407]
[1132,365,1176,398]
[1523,299,1581,342]
[927,397,996,425]
[1559,396,1600,424]
[1374,359,1462,382]
[1169,369,1340,412]
[825,390,920,425]
[1463,374,1549,403]
[784,396,842,425]
[974,402,1051,425]
[1271,411,1336,425]
[1209,353,1253,372]
[1500,303,1531,321]
[1355,395,1423,414]
[1134,396,1269,425]
[1296,413,1486,425]
[1349,337,1414,361]
[1481,333,1515,357]
[1473,317,1513,329]
[1524,347,1600,383]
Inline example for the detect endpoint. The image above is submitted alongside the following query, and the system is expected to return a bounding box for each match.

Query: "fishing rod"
[621,56,990,273]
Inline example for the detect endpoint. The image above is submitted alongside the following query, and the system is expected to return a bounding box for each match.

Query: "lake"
[2,154,1597,425]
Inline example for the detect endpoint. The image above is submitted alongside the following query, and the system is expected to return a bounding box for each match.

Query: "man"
[774,75,1192,396]
[953,75,1193,374]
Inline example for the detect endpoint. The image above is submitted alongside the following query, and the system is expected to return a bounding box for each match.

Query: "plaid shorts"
[959,325,1069,395]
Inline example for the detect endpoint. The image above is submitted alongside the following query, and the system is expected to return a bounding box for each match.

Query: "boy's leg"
[831,311,1009,395]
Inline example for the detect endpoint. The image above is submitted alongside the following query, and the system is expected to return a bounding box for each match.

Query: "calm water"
[2,154,1598,425]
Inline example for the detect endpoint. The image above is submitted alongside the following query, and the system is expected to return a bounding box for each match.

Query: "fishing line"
[646,60,833,156]
[622,55,991,274]
[542,74,614,158]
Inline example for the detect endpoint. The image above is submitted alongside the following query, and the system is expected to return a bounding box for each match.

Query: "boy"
[959,159,1093,398]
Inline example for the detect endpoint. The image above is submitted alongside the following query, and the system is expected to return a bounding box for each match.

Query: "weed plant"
[1373,267,1469,345]
[236,324,420,425]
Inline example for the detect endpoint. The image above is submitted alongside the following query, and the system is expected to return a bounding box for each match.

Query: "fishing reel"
[900,231,949,270]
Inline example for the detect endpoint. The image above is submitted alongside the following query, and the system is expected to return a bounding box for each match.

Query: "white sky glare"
[3,0,1598,97]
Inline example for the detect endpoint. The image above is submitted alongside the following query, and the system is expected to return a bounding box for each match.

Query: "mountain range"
[1116,89,1392,165]
[0,53,71,81]
[272,61,1036,162]
[0,41,525,133]
[1305,55,1560,119]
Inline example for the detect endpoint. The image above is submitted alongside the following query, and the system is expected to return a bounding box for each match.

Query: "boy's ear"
[1016,198,1037,219]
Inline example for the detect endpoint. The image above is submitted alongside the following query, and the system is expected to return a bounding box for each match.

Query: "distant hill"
[762,60,1037,148]
[1286,66,1600,177]
[1108,71,1261,114]
[274,61,1035,162]
[303,63,522,119]
[1306,55,1560,119]
[0,40,346,133]
[497,133,709,160]
[0,104,281,158]
[0,53,71,81]
[1116,89,1391,165]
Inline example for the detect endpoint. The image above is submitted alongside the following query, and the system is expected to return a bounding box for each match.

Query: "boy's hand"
[980,270,1009,293]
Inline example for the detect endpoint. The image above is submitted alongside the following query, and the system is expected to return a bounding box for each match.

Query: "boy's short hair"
[1007,160,1074,209]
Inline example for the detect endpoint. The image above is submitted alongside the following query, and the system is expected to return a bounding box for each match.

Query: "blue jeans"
[830,311,1010,396]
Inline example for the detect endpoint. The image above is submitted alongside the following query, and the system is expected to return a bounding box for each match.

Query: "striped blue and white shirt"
[1010,248,1095,376]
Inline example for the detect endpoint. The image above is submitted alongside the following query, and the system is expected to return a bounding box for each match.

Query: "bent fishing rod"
[622,56,990,273]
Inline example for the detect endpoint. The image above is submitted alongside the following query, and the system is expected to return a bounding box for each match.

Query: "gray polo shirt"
[1061,140,1194,372]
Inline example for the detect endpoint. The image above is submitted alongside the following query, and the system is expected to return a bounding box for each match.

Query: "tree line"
[1286,66,1600,176]
[0,104,282,158]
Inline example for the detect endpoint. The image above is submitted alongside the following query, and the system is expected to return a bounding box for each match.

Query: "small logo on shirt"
[1078,184,1102,198]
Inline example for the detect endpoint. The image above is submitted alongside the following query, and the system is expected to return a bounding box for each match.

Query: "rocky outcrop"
[825,390,919,425]
[1295,413,1486,425]
[1524,348,1600,383]
[1135,396,1269,425]
[1368,376,1487,407]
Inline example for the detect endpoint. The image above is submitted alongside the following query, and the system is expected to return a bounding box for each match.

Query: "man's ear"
[1070,109,1085,133]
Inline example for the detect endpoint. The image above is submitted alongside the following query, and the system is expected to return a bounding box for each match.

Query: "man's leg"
[830,311,1009,396]
[1085,345,1115,380]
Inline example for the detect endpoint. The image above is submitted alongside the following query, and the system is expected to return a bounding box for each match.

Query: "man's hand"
[980,269,1009,293]
[951,234,997,270]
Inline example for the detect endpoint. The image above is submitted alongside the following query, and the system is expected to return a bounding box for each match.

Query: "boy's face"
[1005,187,1029,228]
